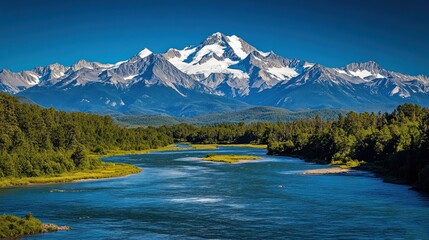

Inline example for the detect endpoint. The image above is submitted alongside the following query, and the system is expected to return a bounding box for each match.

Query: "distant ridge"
[115,107,347,127]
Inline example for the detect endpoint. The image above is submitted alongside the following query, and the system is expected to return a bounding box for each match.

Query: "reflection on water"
[0,147,428,239]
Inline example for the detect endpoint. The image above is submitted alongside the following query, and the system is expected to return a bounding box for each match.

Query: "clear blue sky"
[1,0,428,75]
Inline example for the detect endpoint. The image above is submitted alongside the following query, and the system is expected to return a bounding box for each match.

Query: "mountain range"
[1,32,428,116]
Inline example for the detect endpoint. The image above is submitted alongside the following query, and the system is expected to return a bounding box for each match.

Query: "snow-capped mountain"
[247,62,429,111]
[163,32,310,97]
[18,48,247,116]
[1,32,429,115]
[0,69,40,93]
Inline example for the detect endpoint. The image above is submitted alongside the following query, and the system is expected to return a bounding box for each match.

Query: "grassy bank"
[0,213,43,238]
[218,144,267,149]
[0,162,140,188]
[202,154,262,163]
[1,144,190,188]
[0,143,266,188]
[94,143,267,156]
[91,144,190,158]
[0,213,70,238]
[0,144,190,188]
[187,143,267,150]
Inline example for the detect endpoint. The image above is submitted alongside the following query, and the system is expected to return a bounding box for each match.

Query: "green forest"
[265,104,429,192]
[159,104,429,192]
[1,92,428,192]
[0,93,172,178]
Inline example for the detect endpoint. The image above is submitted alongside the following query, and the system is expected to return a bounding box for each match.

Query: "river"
[1,147,428,239]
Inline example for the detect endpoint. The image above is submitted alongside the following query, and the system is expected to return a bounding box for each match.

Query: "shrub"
[0,213,43,238]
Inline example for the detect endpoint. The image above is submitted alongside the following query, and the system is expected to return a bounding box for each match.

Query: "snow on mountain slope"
[0,69,39,93]
[266,66,299,80]
[163,33,305,97]
[339,61,429,99]
[164,32,253,80]
[0,63,72,93]
[138,48,153,58]
[2,32,429,114]
[225,35,249,59]
[16,50,250,116]
[341,61,388,80]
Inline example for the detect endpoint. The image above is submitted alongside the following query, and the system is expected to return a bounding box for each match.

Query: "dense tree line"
[1,91,428,192]
[161,104,429,192]
[265,104,429,191]
[0,93,173,178]
[160,122,279,144]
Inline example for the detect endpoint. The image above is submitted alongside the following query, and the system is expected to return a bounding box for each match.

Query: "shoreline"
[0,144,186,188]
[270,152,421,190]
[0,143,266,188]
[93,144,190,158]
[201,154,262,163]
[301,167,351,175]
[42,223,71,233]
[93,143,267,158]
[0,214,71,238]
[187,143,267,150]
[199,158,262,164]
[0,163,141,188]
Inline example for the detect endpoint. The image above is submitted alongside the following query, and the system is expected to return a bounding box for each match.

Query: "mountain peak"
[310,63,324,69]
[71,59,94,71]
[346,60,381,70]
[211,32,224,37]
[344,60,386,79]
[75,59,89,64]
[365,60,378,65]
[202,32,228,45]
[48,62,64,68]
[138,48,153,58]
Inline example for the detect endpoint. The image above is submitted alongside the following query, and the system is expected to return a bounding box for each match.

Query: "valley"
[1,2,429,238]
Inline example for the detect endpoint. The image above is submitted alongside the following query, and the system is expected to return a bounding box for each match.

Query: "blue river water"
[1,147,428,239]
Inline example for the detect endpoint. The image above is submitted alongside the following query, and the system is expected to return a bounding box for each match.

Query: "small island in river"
[201,154,262,163]
[301,167,351,175]
[0,213,70,238]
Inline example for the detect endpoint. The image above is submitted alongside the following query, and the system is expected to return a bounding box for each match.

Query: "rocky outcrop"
[42,223,71,232]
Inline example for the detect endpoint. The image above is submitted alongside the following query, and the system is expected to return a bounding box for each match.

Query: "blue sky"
[1,0,428,75]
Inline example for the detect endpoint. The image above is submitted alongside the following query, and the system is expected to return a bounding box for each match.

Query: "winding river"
[1,147,428,239]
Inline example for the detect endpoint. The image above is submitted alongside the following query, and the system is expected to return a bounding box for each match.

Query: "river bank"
[1,146,428,239]
[301,167,351,175]
[0,144,190,188]
[201,154,262,163]
[0,214,70,238]
[0,144,266,188]
[0,163,140,188]
[269,152,424,191]
[184,143,267,150]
